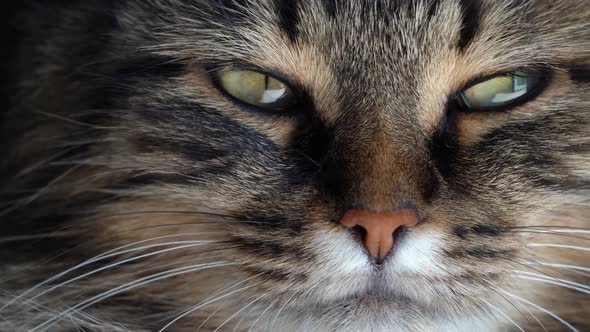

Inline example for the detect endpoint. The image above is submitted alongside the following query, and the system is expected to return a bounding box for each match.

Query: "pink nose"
[340,209,418,263]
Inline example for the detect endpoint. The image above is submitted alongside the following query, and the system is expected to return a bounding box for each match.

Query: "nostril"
[340,208,418,263]
[346,222,404,265]
[391,225,406,251]
[393,226,404,241]
[349,225,367,243]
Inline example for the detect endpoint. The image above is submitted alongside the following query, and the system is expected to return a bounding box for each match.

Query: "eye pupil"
[459,70,544,111]
[216,68,297,112]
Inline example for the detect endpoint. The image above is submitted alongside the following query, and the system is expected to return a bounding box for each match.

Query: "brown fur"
[0,0,588,331]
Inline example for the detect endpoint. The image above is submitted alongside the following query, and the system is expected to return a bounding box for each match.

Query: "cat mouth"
[305,279,425,310]
[300,269,450,315]
[307,289,421,314]
[344,291,412,305]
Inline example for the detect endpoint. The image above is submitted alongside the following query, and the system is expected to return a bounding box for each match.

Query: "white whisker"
[247,298,279,332]
[15,147,78,178]
[22,241,220,307]
[513,276,590,295]
[482,279,546,331]
[32,262,234,332]
[480,298,525,332]
[268,291,298,330]
[522,262,590,275]
[33,110,118,129]
[159,283,255,332]
[196,275,259,306]
[514,298,547,332]
[5,291,121,332]
[532,229,590,234]
[0,164,81,217]
[526,244,590,252]
[213,292,268,332]
[496,287,580,332]
[161,273,263,325]
[513,270,590,291]
[232,312,246,332]
[0,290,72,330]
[195,306,223,332]
[0,233,216,313]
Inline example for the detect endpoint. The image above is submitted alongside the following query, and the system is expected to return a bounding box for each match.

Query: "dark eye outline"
[208,64,307,116]
[454,68,551,112]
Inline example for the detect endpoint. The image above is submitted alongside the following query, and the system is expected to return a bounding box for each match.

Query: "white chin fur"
[280,228,497,331]
[255,302,497,332]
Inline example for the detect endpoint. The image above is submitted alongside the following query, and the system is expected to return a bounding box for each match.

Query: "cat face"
[2,0,588,331]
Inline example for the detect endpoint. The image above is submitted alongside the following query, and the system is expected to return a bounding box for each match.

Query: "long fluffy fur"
[1,0,588,331]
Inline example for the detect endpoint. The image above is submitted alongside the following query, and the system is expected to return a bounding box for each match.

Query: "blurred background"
[1,2,26,117]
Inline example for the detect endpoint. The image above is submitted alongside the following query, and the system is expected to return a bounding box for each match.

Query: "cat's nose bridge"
[323,119,431,212]
[350,127,426,210]
[340,208,418,263]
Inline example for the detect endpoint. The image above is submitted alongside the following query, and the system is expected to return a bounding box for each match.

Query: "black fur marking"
[569,64,590,83]
[422,167,440,204]
[430,100,460,179]
[276,0,300,42]
[471,224,501,236]
[291,114,332,170]
[452,226,468,239]
[322,0,337,17]
[137,136,230,163]
[319,156,352,208]
[457,0,480,50]
[427,0,441,18]
[243,212,304,235]
[519,153,567,188]
[474,114,586,190]
[466,247,510,259]
[136,101,282,165]
[234,236,306,259]
[287,112,346,204]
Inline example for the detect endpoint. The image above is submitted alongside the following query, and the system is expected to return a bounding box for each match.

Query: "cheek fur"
[388,227,446,276]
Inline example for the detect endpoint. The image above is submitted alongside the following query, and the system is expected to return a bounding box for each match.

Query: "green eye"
[459,71,543,110]
[216,68,297,111]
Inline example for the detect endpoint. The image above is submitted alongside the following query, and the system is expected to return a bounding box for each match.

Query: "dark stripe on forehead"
[276,0,300,42]
[457,0,480,50]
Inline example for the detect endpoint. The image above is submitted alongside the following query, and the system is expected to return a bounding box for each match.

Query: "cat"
[0,0,588,331]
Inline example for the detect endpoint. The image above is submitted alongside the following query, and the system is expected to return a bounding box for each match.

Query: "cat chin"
[254,295,495,332]
[282,280,470,321]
